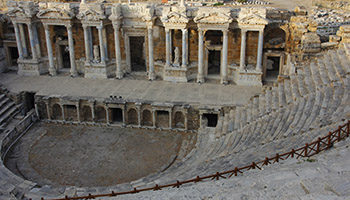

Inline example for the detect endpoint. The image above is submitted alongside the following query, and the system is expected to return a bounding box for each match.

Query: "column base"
[197,74,204,83]
[116,70,124,79]
[148,71,156,80]
[236,70,263,86]
[17,59,47,76]
[49,67,57,76]
[70,69,78,77]
[181,64,187,69]
[220,76,228,85]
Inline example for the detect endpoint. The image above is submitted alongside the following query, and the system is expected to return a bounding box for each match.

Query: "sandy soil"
[5,122,195,187]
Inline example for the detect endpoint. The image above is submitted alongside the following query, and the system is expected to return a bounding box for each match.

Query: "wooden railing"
[36,120,350,200]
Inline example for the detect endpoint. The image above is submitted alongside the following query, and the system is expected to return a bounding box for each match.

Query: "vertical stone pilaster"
[240,29,247,71]
[106,106,110,125]
[181,28,188,68]
[152,110,156,128]
[169,110,172,129]
[221,29,228,84]
[113,23,123,79]
[44,25,56,76]
[256,30,264,71]
[197,29,204,83]
[13,23,24,60]
[45,101,51,120]
[147,23,155,80]
[61,104,65,121]
[91,104,96,123]
[66,25,77,77]
[76,103,81,123]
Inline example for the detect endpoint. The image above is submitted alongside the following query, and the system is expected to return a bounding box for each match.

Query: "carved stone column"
[18,24,28,58]
[113,23,123,79]
[221,29,228,84]
[27,23,37,60]
[165,28,171,67]
[91,104,95,123]
[13,23,23,60]
[239,29,247,71]
[66,25,77,77]
[44,25,56,76]
[181,28,188,68]
[256,30,264,71]
[83,25,92,63]
[97,26,106,63]
[197,29,204,83]
[147,24,156,80]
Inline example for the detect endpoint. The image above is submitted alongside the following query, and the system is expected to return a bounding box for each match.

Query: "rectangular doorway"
[111,108,123,123]
[156,110,169,128]
[208,50,220,75]
[203,113,218,127]
[265,56,280,82]
[130,36,146,72]
[60,45,71,69]
[9,47,19,66]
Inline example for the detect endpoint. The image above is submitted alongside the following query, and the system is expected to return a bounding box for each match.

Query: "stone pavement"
[0,73,261,107]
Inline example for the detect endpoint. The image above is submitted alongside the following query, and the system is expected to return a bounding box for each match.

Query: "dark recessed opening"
[208,50,221,75]
[111,108,123,123]
[203,113,218,127]
[130,36,146,72]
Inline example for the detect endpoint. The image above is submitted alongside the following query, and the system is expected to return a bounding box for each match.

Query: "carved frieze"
[121,3,154,22]
[238,7,268,25]
[7,1,38,19]
[77,3,106,21]
[194,7,232,24]
[37,3,75,20]
[161,6,189,25]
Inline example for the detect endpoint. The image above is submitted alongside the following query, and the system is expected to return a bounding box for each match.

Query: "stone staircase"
[0,86,20,131]
[2,44,350,199]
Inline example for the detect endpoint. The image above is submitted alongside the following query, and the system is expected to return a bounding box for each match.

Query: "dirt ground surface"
[264,0,313,10]
[5,122,195,187]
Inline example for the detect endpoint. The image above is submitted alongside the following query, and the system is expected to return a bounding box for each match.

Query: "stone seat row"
[122,45,350,189]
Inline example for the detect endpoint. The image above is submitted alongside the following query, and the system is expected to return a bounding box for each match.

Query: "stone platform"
[0,73,261,107]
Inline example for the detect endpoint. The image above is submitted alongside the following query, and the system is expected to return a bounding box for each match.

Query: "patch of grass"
[213,2,224,6]
[237,0,247,3]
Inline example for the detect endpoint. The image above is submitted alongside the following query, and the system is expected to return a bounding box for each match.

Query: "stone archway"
[142,110,153,126]
[66,105,77,121]
[128,108,138,125]
[51,104,62,120]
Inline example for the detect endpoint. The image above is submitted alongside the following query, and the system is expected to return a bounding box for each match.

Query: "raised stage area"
[0,74,261,107]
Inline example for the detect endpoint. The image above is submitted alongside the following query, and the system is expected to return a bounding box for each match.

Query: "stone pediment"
[238,7,268,25]
[7,1,38,18]
[194,8,232,24]
[121,4,154,21]
[109,4,123,21]
[37,3,75,20]
[77,3,106,21]
[238,14,269,25]
[161,6,188,24]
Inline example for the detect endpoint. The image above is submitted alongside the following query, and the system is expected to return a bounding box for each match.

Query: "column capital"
[165,28,170,33]
[241,29,247,34]
[82,24,89,29]
[112,22,121,30]
[96,25,103,30]
[44,24,50,31]
[66,24,72,30]
[181,28,188,33]
[222,29,228,35]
